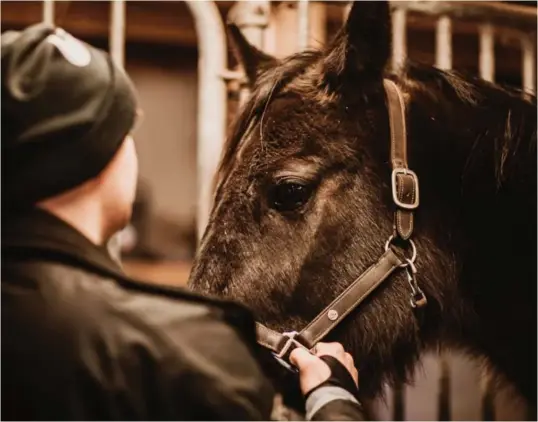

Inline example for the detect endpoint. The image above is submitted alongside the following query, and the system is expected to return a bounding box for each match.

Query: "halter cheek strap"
[256,248,403,360]
[255,79,426,362]
[385,79,420,239]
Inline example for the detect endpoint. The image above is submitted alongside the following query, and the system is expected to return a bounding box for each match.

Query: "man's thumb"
[289,347,316,369]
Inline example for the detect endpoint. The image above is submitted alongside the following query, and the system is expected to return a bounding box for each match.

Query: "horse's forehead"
[219,89,343,193]
[240,97,321,154]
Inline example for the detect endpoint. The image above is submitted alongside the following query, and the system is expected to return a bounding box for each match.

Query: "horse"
[188,0,537,413]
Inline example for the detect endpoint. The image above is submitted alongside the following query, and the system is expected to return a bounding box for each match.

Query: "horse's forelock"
[214,50,329,195]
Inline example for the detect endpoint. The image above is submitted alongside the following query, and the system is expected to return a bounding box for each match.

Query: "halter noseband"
[256,79,427,365]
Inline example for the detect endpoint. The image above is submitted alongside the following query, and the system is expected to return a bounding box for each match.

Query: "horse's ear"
[228,24,278,86]
[323,1,391,87]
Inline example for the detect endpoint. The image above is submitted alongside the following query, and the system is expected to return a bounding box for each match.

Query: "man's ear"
[322,1,392,88]
[228,24,278,86]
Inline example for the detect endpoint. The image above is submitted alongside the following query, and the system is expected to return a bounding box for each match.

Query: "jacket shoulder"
[3,258,248,349]
[2,259,273,419]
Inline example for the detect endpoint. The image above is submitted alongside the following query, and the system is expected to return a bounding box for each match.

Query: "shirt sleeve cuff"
[305,386,360,421]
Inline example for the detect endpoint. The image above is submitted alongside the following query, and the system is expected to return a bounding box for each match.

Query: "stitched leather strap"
[256,248,403,358]
[384,79,419,240]
[299,248,403,347]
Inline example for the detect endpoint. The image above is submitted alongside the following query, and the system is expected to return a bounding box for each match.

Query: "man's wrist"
[305,385,360,420]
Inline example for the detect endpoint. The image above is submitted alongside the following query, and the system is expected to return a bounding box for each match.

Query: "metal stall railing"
[107,0,127,261]
[183,2,228,241]
[41,0,229,245]
[41,0,130,262]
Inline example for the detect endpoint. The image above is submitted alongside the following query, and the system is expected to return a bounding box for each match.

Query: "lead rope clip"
[405,259,427,309]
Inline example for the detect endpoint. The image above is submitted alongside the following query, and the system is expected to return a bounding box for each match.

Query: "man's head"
[2,24,139,243]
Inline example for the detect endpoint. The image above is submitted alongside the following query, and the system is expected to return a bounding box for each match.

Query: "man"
[2,23,366,420]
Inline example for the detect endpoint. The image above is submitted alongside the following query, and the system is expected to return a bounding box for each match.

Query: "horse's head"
[189,0,535,398]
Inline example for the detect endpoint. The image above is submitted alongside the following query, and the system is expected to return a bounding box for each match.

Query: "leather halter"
[255,79,426,364]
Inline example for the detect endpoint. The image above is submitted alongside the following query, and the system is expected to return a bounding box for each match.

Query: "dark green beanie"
[2,23,138,210]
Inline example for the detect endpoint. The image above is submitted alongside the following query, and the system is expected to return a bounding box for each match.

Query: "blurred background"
[1,1,536,420]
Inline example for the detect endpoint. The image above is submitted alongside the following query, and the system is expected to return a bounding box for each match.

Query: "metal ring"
[384,235,417,267]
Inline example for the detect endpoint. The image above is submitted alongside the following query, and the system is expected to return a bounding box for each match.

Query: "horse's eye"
[269,182,313,212]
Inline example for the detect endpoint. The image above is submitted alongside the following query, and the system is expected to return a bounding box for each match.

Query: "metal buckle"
[275,331,308,360]
[391,167,419,210]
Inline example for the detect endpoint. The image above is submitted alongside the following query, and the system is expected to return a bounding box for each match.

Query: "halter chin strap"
[255,79,426,362]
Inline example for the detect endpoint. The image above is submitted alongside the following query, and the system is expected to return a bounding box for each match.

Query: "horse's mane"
[402,64,536,190]
[216,50,537,196]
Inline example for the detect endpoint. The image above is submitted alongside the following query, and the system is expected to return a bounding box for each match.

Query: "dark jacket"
[2,208,274,420]
[2,208,366,421]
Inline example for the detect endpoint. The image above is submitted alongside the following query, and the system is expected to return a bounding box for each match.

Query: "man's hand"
[289,342,358,396]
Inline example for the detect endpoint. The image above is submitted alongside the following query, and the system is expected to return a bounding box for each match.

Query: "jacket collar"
[2,207,124,277]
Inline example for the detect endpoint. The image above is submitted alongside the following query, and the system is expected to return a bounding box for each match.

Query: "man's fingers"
[315,342,346,359]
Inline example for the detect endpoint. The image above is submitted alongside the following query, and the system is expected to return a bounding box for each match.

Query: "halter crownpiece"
[256,79,427,363]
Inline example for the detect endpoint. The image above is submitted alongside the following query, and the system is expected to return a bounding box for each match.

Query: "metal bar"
[43,0,54,25]
[521,36,536,96]
[391,7,407,71]
[479,23,495,82]
[436,15,452,70]
[342,1,352,21]
[228,1,270,107]
[391,1,537,31]
[437,353,451,421]
[392,379,405,421]
[297,0,310,51]
[109,0,126,68]
[220,69,245,82]
[434,14,454,417]
[480,369,496,421]
[526,403,538,422]
[105,0,127,263]
[184,1,228,240]
[307,2,327,49]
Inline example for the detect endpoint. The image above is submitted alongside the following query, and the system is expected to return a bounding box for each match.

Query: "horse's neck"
[406,74,536,252]
[405,75,536,402]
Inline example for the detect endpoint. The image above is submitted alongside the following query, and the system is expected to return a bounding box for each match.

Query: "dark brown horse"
[189,0,537,413]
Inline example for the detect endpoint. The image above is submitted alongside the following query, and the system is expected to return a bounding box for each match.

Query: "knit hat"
[2,23,138,210]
